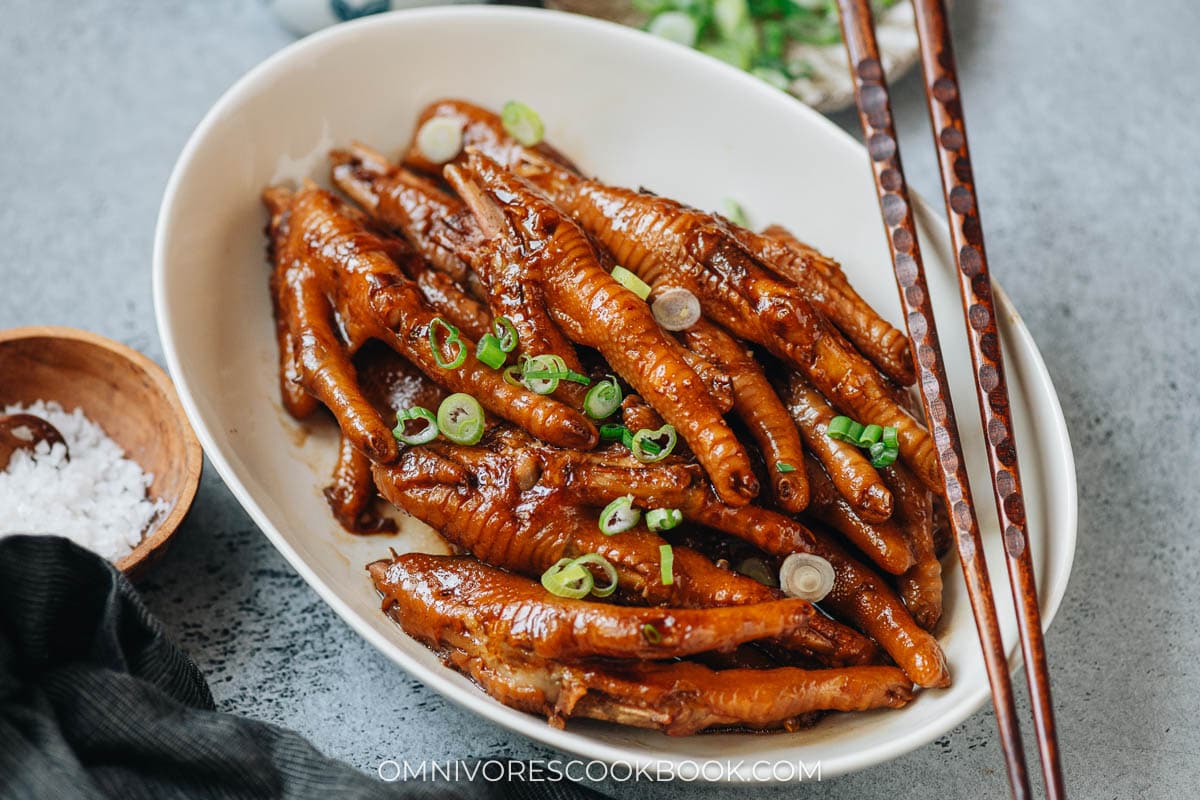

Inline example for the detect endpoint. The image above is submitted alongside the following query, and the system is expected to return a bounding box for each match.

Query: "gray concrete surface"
[2,1,1197,796]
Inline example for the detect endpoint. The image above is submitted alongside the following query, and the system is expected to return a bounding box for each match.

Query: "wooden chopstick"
[909,1,1066,796]
[833,1,1037,797]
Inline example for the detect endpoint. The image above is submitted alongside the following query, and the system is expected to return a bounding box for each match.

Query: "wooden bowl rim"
[0,325,203,576]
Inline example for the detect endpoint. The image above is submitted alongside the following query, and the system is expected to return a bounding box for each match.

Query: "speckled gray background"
[2,1,1197,797]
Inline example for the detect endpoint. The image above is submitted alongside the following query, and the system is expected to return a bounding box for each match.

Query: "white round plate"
[153,6,1076,782]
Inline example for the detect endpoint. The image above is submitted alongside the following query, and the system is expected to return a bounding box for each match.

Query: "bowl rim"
[0,324,203,578]
[152,5,1078,781]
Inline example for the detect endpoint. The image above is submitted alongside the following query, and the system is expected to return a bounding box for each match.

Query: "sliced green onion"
[415,116,464,164]
[521,354,562,395]
[437,393,484,445]
[599,422,629,443]
[869,442,899,468]
[713,0,749,39]
[779,553,835,602]
[571,553,619,598]
[493,316,519,353]
[519,352,592,392]
[633,0,668,13]
[538,353,567,371]
[646,508,682,531]
[722,197,750,228]
[392,406,438,445]
[647,11,698,47]
[761,19,786,59]
[599,423,665,456]
[826,415,864,444]
[501,101,545,147]
[787,58,815,80]
[523,368,590,385]
[659,544,675,585]
[641,623,662,644]
[541,558,593,599]
[475,334,506,369]
[634,435,662,456]
[699,37,752,71]
[786,4,843,46]
[776,461,797,473]
[858,424,884,447]
[540,555,619,599]
[631,425,677,463]
[651,287,701,331]
[599,495,641,535]
[827,416,899,462]
[882,425,899,449]
[583,375,623,420]
[502,364,524,386]
[611,265,652,300]
[751,66,791,91]
[428,317,466,369]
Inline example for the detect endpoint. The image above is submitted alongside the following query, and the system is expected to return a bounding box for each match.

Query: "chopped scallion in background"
[648,11,699,46]
[641,0,900,91]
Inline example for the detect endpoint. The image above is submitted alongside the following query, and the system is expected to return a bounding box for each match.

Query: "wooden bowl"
[0,326,202,579]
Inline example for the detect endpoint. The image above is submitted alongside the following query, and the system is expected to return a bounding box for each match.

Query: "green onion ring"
[631,425,676,463]
[826,415,854,440]
[826,415,864,443]
[475,333,506,369]
[776,461,797,473]
[502,364,524,386]
[436,393,485,445]
[869,442,899,468]
[391,406,439,445]
[428,317,466,370]
[522,368,591,385]
[599,423,663,455]
[520,354,563,395]
[583,375,623,420]
[641,623,662,644]
[827,416,901,464]
[541,558,593,599]
[645,508,682,532]
[882,425,899,449]
[501,100,545,147]
[599,495,641,535]
[858,424,884,447]
[570,553,620,598]
[493,316,519,353]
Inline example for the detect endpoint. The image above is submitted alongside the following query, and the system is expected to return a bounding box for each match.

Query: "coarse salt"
[0,400,169,562]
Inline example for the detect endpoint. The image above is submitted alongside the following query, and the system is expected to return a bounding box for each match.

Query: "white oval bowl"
[153,6,1076,782]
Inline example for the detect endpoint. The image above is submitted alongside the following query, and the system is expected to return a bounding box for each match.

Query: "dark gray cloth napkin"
[0,535,601,800]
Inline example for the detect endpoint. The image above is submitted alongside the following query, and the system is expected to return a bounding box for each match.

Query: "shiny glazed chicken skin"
[262,99,956,736]
[405,99,942,494]
[331,145,759,507]
[370,553,913,735]
[264,183,597,452]
[369,429,881,669]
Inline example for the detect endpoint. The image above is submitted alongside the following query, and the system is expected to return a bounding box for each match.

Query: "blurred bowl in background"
[544,0,926,113]
[268,0,476,36]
